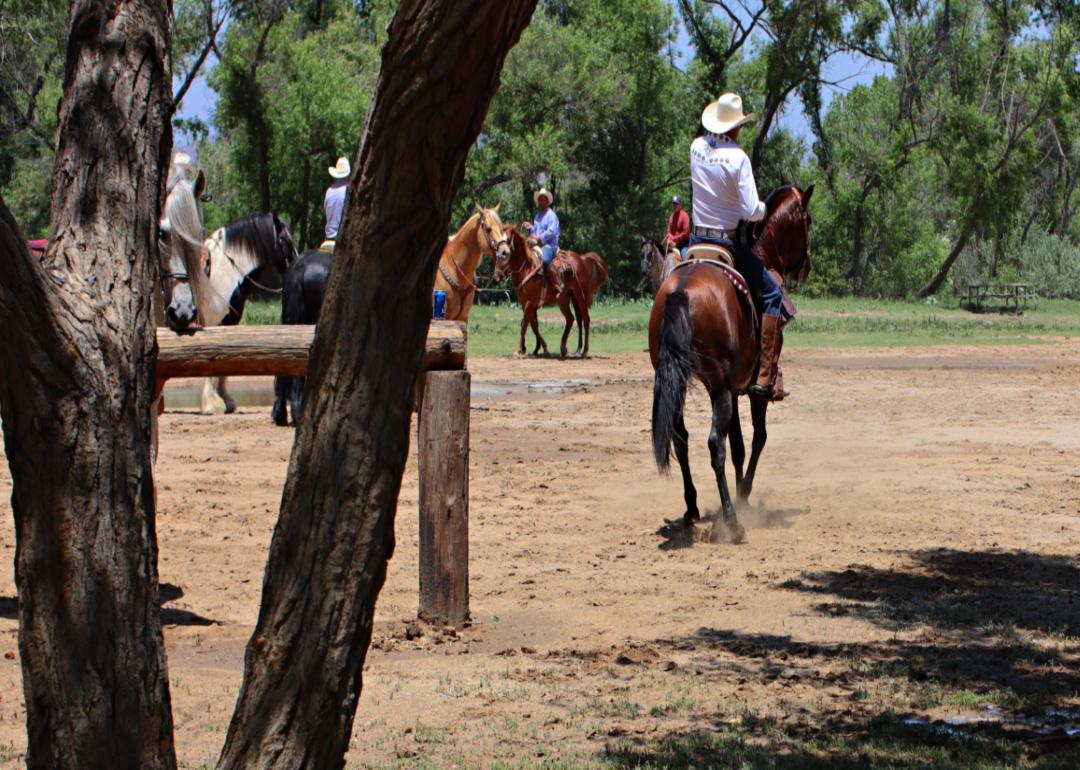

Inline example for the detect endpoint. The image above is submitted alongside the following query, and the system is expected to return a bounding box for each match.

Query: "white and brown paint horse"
[433,204,512,321]
[153,156,210,460]
[197,213,298,414]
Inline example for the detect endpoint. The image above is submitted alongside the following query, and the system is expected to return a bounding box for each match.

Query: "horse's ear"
[194,170,207,199]
[803,184,814,207]
[474,202,484,214]
[780,174,790,187]
[492,202,500,214]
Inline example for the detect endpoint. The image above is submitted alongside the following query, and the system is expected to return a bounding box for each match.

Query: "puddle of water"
[803,355,1052,371]
[164,377,598,409]
[902,706,1080,741]
[164,384,277,410]
[472,378,593,399]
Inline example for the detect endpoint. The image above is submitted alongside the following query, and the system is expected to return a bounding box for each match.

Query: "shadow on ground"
[624,548,1080,768]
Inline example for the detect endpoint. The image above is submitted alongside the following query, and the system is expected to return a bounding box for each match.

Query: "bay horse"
[640,236,681,295]
[197,212,299,414]
[433,204,512,321]
[650,184,813,543]
[494,228,609,357]
[271,205,511,426]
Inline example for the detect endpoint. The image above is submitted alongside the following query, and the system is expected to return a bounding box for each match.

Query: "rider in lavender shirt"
[523,188,559,285]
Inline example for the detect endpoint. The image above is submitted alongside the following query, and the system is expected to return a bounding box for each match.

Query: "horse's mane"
[217,213,296,275]
[162,165,208,302]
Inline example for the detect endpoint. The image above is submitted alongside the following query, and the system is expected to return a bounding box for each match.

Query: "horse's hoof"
[223,397,238,415]
[683,510,700,526]
[201,398,227,416]
[711,519,746,545]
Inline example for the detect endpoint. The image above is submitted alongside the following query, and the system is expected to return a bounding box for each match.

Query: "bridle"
[444,209,509,292]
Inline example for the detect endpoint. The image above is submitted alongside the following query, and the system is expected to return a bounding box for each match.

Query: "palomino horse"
[197,213,299,414]
[640,236,681,295]
[270,205,510,426]
[494,228,608,358]
[433,205,512,321]
[650,184,813,543]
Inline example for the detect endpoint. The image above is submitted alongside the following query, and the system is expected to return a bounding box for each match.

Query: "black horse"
[271,249,333,426]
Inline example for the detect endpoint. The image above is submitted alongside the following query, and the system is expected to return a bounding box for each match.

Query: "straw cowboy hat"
[701,93,755,135]
[328,156,351,179]
[533,187,553,206]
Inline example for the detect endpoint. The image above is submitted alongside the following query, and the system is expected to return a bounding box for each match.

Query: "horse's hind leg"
[728,393,746,496]
[738,393,769,500]
[271,375,290,426]
[290,376,306,427]
[673,414,699,524]
[558,298,574,359]
[708,391,745,544]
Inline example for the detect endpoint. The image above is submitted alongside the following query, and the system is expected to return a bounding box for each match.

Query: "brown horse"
[649,184,813,543]
[494,228,608,357]
[433,205,512,321]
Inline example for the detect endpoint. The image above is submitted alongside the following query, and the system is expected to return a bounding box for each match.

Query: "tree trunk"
[917,221,974,298]
[216,1,538,768]
[0,1,176,768]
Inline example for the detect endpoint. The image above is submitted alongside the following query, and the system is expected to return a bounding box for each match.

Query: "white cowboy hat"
[328,156,351,179]
[533,187,553,206]
[701,93,755,135]
[173,151,193,166]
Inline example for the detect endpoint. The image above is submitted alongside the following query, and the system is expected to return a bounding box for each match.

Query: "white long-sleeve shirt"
[689,134,766,231]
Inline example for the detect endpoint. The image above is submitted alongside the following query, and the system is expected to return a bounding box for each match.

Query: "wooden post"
[417,370,470,627]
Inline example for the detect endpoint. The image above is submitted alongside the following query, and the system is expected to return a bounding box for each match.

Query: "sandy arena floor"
[0,342,1078,767]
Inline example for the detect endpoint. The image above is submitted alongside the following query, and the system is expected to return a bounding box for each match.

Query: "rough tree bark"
[0,1,176,768]
[216,1,539,768]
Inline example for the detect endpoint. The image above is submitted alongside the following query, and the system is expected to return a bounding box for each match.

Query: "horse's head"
[493,223,529,283]
[272,213,299,274]
[474,203,512,274]
[754,183,814,288]
[159,163,207,330]
[640,236,656,274]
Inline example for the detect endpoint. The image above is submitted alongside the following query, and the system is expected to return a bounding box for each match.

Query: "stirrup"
[747,383,773,398]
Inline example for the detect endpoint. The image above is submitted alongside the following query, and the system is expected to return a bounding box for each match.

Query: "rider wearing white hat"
[689,93,787,400]
[322,156,351,250]
[522,187,560,286]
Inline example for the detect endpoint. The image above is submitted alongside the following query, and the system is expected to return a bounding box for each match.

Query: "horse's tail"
[652,290,694,474]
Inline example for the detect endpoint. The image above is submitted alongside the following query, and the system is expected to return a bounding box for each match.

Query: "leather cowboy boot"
[748,314,782,399]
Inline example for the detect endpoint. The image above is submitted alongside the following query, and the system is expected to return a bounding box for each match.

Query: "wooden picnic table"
[960,282,1037,314]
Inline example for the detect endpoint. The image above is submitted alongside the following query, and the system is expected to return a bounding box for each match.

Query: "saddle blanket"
[671,258,755,314]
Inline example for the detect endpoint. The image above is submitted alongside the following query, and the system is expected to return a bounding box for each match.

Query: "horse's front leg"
[200,376,228,415]
[518,309,528,355]
[529,307,548,355]
[739,393,769,500]
[707,391,744,544]
[219,375,237,414]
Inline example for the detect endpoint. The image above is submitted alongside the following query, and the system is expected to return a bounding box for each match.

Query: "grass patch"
[241,296,1080,357]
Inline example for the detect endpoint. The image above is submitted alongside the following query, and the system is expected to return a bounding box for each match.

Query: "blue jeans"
[689,233,781,317]
[541,245,555,265]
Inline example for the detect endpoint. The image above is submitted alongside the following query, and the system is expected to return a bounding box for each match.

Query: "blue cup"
[433,290,447,319]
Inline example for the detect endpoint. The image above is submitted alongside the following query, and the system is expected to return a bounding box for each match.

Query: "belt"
[693,226,736,240]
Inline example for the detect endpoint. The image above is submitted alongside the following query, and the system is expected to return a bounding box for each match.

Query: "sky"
[174,4,891,155]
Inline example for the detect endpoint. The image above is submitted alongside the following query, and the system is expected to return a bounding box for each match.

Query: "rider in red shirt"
[663,196,690,258]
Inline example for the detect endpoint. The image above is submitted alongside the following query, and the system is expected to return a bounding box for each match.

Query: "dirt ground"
[0,342,1078,768]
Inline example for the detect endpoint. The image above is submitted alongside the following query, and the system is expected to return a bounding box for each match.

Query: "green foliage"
[0,0,65,237]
